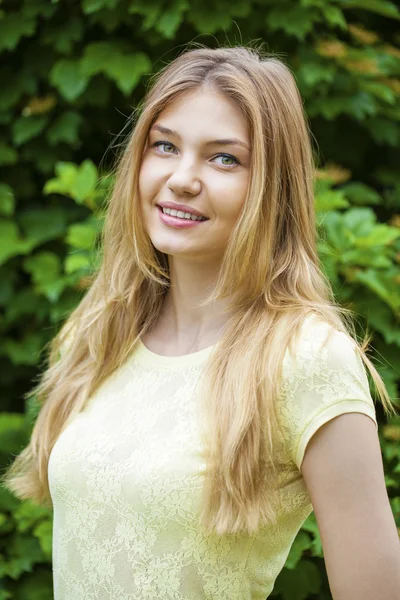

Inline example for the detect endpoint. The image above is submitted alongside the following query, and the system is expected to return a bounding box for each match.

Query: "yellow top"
[48,315,377,599]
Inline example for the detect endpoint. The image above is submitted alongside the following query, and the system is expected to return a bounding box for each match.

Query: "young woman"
[4,45,400,600]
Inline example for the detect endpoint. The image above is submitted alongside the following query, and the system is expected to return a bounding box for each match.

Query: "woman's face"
[139,87,251,262]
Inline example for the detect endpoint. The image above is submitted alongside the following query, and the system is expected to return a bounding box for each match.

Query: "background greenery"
[1,0,400,598]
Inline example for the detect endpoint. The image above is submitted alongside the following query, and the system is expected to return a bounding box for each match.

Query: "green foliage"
[0,0,399,598]
[272,560,321,600]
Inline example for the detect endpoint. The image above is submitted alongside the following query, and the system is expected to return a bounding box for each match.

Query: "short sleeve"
[276,316,378,472]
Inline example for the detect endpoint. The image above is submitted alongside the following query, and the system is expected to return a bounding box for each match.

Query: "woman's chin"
[151,237,195,257]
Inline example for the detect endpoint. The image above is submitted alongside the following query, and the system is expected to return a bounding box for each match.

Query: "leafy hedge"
[1,0,400,599]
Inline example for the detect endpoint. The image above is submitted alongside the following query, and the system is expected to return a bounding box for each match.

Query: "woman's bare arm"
[301,412,400,600]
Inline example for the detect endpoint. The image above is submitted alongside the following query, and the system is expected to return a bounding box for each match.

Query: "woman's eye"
[213,154,240,168]
[153,141,176,153]
[152,142,240,168]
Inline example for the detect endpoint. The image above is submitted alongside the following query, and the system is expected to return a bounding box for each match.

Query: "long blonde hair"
[3,43,397,536]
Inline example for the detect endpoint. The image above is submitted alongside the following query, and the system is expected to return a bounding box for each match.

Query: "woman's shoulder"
[282,313,360,375]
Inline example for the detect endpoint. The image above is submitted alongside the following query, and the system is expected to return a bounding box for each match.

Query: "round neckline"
[133,338,217,367]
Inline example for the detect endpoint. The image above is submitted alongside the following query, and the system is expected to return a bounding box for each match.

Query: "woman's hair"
[2,43,397,536]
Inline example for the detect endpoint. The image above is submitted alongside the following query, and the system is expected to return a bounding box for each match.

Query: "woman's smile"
[157,204,209,228]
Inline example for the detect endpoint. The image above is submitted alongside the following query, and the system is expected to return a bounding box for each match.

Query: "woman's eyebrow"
[150,124,250,151]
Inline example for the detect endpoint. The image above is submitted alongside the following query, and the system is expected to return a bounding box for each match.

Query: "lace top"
[48,315,378,599]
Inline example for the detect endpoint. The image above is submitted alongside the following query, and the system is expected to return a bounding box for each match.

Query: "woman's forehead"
[153,89,251,146]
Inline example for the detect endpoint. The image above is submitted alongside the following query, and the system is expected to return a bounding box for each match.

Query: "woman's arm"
[301,412,400,600]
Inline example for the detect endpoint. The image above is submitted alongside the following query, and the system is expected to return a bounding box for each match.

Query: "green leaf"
[20,142,59,174]
[23,0,57,19]
[338,0,400,20]
[0,222,35,266]
[43,161,78,196]
[0,272,14,306]
[272,559,321,600]
[19,207,68,245]
[342,207,377,237]
[106,53,152,95]
[187,0,251,33]
[23,252,69,301]
[128,0,164,30]
[384,474,398,487]
[41,16,84,53]
[353,269,400,311]
[33,520,53,559]
[94,173,115,206]
[359,81,396,104]
[0,587,13,599]
[82,0,120,13]
[347,92,378,119]
[44,160,98,205]
[5,288,47,322]
[4,333,44,366]
[77,76,112,107]
[353,293,400,347]
[315,188,349,212]
[66,221,98,249]
[155,0,189,38]
[0,513,13,536]
[0,553,35,579]
[0,413,28,453]
[284,531,312,569]
[321,212,350,251]
[319,242,340,286]
[319,4,347,28]
[341,182,382,205]
[297,60,337,87]
[23,252,61,286]
[309,92,377,120]
[0,68,27,111]
[373,167,400,187]
[0,484,20,512]
[12,502,51,537]
[12,115,49,146]
[341,247,392,268]
[267,6,319,39]
[5,568,54,600]
[47,287,83,323]
[301,512,323,556]
[365,119,400,146]
[46,111,83,146]
[73,160,98,203]
[355,224,400,247]
[64,252,92,273]
[0,183,15,216]
[0,143,18,166]
[80,41,118,75]
[80,43,151,95]
[0,13,36,51]
[50,59,89,101]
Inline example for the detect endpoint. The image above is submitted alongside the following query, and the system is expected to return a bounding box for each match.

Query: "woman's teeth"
[161,207,207,221]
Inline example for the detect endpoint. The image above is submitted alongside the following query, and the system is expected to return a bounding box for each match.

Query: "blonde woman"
[3,45,400,600]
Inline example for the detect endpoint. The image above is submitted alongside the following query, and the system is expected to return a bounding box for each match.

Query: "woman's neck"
[144,256,233,354]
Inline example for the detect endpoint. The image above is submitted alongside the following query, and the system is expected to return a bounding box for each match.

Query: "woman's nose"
[167,161,201,196]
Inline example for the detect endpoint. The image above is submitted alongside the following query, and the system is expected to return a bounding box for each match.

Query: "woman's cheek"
[138,161,155,199]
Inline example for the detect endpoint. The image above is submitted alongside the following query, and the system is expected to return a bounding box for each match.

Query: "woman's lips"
[157,202,207,219]
[157,205,208,228]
